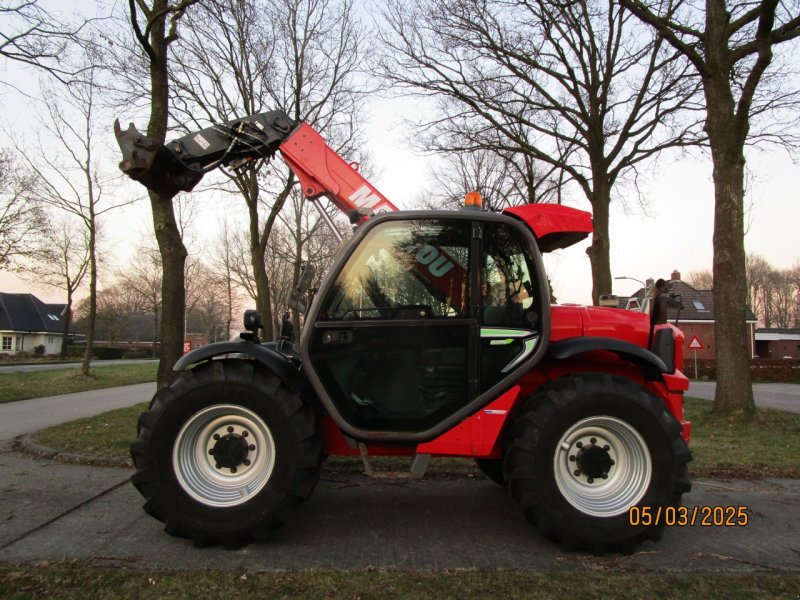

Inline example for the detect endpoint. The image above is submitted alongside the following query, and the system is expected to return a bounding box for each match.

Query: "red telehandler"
[115,109,691,553]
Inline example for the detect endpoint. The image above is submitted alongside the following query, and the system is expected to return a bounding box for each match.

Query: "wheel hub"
[575,443,614,481]
[172,405,276,508]
[554,416,652,517]
[210,431,251,470]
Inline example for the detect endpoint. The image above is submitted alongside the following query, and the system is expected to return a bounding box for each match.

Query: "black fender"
[547,337,668,378]
[174,341,309,395]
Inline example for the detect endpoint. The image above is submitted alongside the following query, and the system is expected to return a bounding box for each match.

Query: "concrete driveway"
[0,448,798,571]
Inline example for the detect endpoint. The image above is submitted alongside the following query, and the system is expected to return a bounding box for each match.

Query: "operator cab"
[301,209,551,442]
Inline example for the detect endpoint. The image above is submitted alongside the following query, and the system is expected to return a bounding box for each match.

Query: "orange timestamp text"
[628,505,749,527]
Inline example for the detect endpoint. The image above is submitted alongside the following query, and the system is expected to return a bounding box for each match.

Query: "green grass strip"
[0,565,798,599]
[0,363,157,404]
[28,395,800,479]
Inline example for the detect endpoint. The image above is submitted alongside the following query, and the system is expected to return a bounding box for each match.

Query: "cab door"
[304,217,475,434]
[301,212,550,442]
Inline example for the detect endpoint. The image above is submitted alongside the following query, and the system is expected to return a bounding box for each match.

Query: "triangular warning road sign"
[688,336,704,350]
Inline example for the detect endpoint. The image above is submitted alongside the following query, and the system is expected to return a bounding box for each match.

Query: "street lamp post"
[614,276,651,313]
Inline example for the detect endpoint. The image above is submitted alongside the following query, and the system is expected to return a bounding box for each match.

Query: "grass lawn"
[28,396,800,479]
[0,363,157,404]
[0,564,797,599]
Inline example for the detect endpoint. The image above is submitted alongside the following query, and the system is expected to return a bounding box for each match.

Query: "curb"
[14,433,133,469]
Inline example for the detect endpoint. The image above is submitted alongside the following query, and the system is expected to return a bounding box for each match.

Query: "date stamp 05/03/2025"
[628,505,750,527]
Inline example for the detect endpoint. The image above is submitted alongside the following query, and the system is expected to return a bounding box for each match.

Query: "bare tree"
[170,0,368,340]
[209,219,241,341]
[0,0,91,85]
[117,243,162,356]
[685,269,714,290]
[14,62,128,376]
[416,149,561,211]
[0,150,45,266]
[622,0,800,412]
[124,0,200,387]
[379,0,702,304]
[24,218,90,359]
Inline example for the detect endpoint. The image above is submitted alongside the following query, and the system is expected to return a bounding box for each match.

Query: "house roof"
[756,328,800,341]
[0,293,65,334]
[627,277,758,323]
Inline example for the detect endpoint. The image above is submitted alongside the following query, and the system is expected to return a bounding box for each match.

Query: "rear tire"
[504,373,691,554]
[130,360,321,548]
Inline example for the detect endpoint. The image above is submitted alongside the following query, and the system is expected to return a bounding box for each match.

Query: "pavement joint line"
[0,477,131,553]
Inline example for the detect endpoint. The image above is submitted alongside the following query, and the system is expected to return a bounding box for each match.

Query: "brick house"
[755,329,800,359]
[619,271,759,360]
[0,292,68,355]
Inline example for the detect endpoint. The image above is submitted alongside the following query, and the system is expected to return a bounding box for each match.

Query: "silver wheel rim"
[172,404,276,508]
[554,415,651,517]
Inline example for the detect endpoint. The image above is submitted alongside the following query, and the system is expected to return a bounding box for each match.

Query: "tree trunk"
[152,196,187,386]
[705,76,755,413]
[141,0,190,387]
[586,182,612,305]
[151,299,159,358]
[80,225,97,376]
[59,291,72,360]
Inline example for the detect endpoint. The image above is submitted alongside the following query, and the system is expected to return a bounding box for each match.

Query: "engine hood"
[551,305,650,347]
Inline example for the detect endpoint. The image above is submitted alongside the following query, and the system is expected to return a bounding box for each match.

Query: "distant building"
[0,293,68,355]
[755,329,800,359]
[620,270,759,359]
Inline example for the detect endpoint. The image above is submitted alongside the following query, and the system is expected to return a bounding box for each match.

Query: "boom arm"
[113,110,398,223]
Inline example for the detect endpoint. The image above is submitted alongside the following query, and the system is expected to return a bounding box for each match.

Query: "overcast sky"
[1,3,798,309]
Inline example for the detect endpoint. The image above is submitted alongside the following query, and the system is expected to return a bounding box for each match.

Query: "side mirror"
[289,262,316,314]
[243,309,262,333]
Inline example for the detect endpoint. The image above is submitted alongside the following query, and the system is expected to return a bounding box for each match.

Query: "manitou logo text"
[415,244,455,277]
[349,185,387,212]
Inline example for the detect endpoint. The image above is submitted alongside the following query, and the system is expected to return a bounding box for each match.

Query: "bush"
[33,344,46,356]
[122,349,153,359]
[91,347,126,360]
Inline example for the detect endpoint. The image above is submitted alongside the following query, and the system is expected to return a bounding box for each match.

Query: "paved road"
[689,381,799,413]
[0,383,155,440]
[0,448,797,571]
[0,359,157,373]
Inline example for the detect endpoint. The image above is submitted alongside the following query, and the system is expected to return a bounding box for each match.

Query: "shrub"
[33,344,46,356]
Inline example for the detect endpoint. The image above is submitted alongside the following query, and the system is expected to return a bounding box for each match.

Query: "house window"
[48,314,60,321]
[48,337,55,344]
[2,337,12,351]
[15,337,21,351]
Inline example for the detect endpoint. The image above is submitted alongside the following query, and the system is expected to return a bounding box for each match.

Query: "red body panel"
[322,304,691,459]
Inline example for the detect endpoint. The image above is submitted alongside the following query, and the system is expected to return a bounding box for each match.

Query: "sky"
[1,5,798,310]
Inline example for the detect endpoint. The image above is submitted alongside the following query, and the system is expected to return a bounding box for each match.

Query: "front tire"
[130,359,321,548]
[505,374,691,553]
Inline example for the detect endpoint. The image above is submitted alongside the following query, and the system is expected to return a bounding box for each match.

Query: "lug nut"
[587,477,594,484]
[215,463,221,469]
[248,444,256,451]
[590,437,597,444]
[230,467,237,474]
[603,445,610,451]
[244,459,251,466]
[573,470,581,476]
[242,431,249,438]
[227,426,234,433]
[610,460,615,466]
[569,455,576,462]
[213,434,220,441]
[602,474,608,479]
[208,449,215,455]
[576,442,583,448]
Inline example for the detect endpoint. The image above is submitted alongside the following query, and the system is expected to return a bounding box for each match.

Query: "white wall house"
[0,293,68,356]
